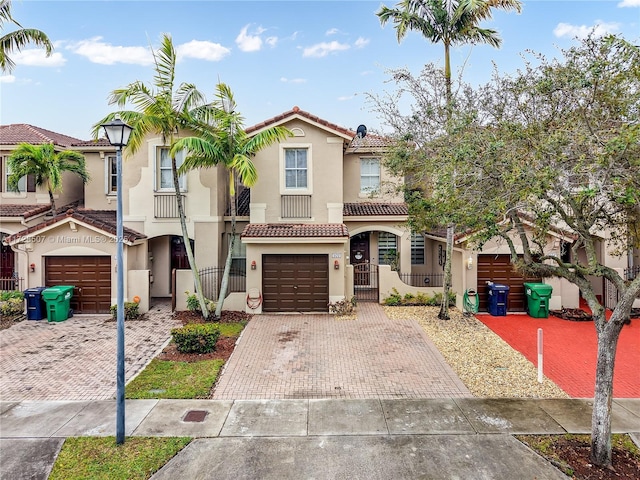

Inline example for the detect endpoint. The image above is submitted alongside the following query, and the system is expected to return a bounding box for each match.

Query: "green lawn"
[49,437,191,480]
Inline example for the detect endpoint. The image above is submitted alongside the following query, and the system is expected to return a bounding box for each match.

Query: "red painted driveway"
[476,314,639,398]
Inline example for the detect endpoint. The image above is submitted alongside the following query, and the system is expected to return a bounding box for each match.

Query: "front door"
[350,232,370,285]
[0,235,15,290]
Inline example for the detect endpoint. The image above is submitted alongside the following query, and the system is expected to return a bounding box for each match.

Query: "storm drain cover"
[183,410,208,422]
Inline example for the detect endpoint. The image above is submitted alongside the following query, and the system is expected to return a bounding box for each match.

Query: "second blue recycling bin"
[487,283,510,316]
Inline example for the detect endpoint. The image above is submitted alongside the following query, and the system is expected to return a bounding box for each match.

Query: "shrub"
[328,296,357,315]
[0,297,24,316]
[184,291,216,314]
[382,289,456,307]
[171,323,221,354]
[0,290,23,302]
[110,301,140,320]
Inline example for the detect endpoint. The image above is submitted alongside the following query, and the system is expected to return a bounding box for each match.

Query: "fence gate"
[353,263,379,302]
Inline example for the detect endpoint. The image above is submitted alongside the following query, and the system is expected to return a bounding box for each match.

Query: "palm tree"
[7,143,88,215]
[0,0,53,72]
[92,33,211,317]
[377,0,521,319]
[173,83,292,319]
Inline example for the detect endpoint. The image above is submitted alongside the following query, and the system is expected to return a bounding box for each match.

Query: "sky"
[1,0,638,140]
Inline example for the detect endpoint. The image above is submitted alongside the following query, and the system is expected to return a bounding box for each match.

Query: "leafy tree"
[0,0,53,72]
[92,33,211,317]
[377,0,522,319]
[7,143,89,214]
[372,34,640,467]
[173,83,291,318]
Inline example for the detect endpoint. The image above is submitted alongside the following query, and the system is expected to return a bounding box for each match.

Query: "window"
[284,148,308,189]
[360,158,380,194]
[106,155,117,194]
[4,159,26,192]
[229,234,246,275]
[378,232,398,267]
[157,147,186,191]
[411,233,425,265]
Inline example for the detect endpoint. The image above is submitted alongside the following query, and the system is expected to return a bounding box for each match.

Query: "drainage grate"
[183,410,208,422]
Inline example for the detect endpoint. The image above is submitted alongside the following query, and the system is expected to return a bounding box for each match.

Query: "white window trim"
[279,143,312,195]
[105,155,117,195]
[151,143,187,192]
[360,157,380,196]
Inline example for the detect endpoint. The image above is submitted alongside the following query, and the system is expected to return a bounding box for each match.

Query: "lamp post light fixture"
[100,116,132,445]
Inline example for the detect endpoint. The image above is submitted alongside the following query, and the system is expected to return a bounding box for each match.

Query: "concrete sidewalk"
[1,398,639,479]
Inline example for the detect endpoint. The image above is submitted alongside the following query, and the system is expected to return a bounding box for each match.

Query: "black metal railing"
[398,272,444,288]
[281,195,311,218]
[154,194,185,218]
[199,266,246,301]
[0,277,23,291]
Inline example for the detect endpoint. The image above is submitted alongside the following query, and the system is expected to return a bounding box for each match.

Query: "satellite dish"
[356,124,367,138]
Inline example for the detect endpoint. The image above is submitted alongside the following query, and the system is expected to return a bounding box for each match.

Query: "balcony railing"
[154,194,185,218]
[281,195,311,219]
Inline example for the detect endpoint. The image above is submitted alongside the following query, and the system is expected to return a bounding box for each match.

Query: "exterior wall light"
[334,260,340,270]
[467,255,474,270]
[251,260,257,270]
[30,263,36,272]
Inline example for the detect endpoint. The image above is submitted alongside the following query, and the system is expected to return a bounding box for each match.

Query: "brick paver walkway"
[0,301,181,401]
[213,303,471,400]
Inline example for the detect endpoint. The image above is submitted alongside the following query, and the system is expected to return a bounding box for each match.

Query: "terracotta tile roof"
[343,203,408,216]
[5,208,146,244]
[0,124,84,146]
[245,106,355,138]
[242,223,349,238]
[0,204,50,218]
[71,138,113,147]
[347,134,392,149]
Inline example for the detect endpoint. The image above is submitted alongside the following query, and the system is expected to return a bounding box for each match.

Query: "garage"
[262,254,329,312]
[477,254,541,312]
[45,256,111,314]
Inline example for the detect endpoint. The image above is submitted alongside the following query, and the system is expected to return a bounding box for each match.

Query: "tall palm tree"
[378,0,521,319]
[0,0,53,72]
[92,33,211,317]
[173,83,292,319]
[7,143,88,215]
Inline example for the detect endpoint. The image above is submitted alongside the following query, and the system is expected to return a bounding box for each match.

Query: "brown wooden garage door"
[45,256,111,314]
[262,254,329,312]
[477,255,541,312]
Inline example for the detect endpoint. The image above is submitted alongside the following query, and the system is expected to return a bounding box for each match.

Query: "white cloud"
[0,75,16,83]
[337,95,354,101]
[177,40,230,61]
[67,37,153,65]
[280,77,307,84]
[302,41,350,58]
[354,37,370,49]
[12,49,66,67]
[326,28,340,36]
[553,21,620,39]
[618,0,640,6]
[266,36,278,48]
[361,70,374,76]
[236,24,267,52]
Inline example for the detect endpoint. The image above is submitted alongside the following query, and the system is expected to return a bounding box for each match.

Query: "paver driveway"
[0,301,181,401]
[213,303,471,399]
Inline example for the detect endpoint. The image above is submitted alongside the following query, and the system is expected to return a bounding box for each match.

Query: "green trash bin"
[524,283,553,318]
[42,286,74,322]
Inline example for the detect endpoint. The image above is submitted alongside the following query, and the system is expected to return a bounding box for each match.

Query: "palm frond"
[153,33,176,95]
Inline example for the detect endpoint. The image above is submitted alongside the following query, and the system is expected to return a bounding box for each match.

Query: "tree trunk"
[590,308,625,466]
[438,224,454,320]
[214,179,236,319]
[171,154,209,318]
[48,187,57,215]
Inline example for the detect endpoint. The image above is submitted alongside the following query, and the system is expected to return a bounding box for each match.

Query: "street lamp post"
[101,116,133,445]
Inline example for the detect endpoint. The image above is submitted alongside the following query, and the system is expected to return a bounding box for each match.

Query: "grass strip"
[216,322,245,337]
[49,437,191,480]
[126,358,224,399]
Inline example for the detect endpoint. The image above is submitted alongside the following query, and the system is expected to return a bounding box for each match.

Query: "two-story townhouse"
[0,125,86,290]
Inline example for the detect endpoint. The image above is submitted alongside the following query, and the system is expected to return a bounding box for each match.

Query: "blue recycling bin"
[487,283,510,316]
[24,286,47,320]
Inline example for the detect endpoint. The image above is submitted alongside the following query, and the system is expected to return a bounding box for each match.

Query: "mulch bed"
[154,309,252,363]
[550,308,640,322]
[518,435,640,480]
[0,314,25,331]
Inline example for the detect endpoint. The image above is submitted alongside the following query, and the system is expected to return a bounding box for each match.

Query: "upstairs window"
[284,148,308,189]
[157,147,186,191]
[360,158,380,194]
[411,233,425,265]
